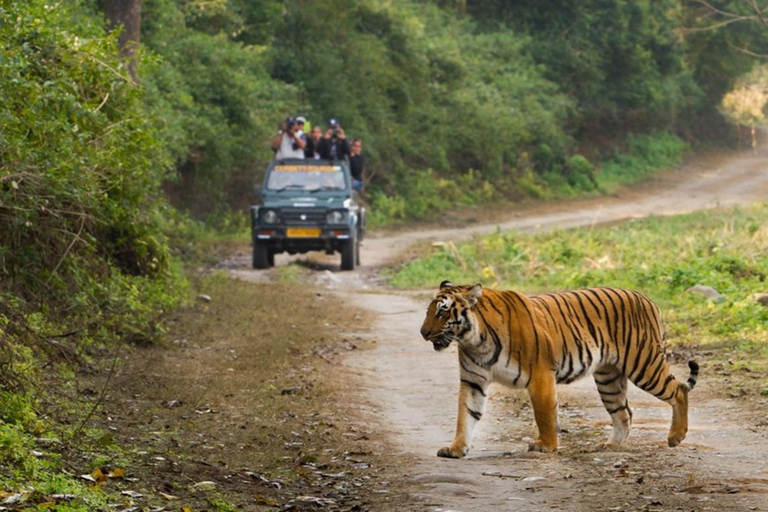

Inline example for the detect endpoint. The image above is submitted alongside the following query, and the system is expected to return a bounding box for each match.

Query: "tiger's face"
[420,281,483,351]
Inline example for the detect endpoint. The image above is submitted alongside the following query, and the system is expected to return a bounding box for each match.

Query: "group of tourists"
[271,115,365,192]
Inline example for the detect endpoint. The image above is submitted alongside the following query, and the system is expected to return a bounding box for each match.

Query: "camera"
[285,118,296,132]
[331,128,340,139]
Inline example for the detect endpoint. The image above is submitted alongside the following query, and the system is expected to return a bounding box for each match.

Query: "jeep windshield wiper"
[307,186,342,193]
[272,184,307,192]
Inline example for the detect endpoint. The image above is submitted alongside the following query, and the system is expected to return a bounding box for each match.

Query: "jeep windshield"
[266,163,347,192]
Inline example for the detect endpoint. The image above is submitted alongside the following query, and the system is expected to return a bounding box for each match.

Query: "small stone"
[753,293,768,307]
[197,294,212,302]
[685,284,725,302]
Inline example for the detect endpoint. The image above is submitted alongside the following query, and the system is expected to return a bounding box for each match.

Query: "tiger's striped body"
[420,281,699,457]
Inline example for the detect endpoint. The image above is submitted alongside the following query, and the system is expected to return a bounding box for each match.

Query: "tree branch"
[685,0,768,32]
[746,0,768,30]
[727,40,768,59]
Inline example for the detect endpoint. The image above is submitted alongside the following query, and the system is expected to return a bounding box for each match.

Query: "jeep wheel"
[341,236,356,271]
[253,242,270,269]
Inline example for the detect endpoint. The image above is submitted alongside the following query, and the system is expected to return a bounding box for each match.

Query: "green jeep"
[251,159,366,270]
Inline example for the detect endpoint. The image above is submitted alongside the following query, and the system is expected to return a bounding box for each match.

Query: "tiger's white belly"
[491,355,529,389]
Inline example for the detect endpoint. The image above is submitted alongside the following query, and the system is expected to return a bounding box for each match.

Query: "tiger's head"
[420,280,483,351]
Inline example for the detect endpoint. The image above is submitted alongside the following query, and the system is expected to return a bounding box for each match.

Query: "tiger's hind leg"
[594,365,632,449]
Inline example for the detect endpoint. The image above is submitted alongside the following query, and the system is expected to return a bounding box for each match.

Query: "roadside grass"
[0,376,119,510]
[389,203,768,396]
[85,272,407,511]
[0,275,190,510]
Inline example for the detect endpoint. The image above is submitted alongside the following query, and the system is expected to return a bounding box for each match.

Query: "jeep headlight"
[262,209,279,224]
[326,210,346,224]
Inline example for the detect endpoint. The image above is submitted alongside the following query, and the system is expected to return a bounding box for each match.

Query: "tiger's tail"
[685,360,699,391]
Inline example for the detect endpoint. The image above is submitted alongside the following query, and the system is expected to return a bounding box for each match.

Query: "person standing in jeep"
[305,125,325,159]
[271,116,306,160]
[349,138,364,193]
[321,118,349,161]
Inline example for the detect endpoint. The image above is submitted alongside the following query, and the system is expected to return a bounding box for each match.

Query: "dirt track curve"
[235,146,768,511]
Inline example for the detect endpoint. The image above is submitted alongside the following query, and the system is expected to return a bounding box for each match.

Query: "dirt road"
[238,147,768,511]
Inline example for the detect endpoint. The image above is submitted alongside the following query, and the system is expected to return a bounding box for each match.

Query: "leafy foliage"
[465,0,700,134]
[141,0,293,217]
[0,0,186,338]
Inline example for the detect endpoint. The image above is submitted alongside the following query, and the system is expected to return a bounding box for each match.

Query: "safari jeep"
[250,159,365,270]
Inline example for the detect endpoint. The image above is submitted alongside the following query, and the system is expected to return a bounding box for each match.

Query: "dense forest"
[2,0,768,507]
[138,0,762,219]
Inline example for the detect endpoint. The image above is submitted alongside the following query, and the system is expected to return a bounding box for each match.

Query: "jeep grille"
[282,208,326,225]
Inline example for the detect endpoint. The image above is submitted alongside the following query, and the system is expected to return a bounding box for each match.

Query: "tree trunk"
[103,0,142,82]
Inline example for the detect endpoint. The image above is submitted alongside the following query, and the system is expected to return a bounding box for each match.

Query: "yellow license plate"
[287,228,321,238]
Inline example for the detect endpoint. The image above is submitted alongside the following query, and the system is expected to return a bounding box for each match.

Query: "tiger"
[420,281,699,458]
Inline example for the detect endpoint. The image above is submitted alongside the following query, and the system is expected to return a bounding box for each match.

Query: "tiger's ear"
[439,280,453,289]
[467,283,483,307]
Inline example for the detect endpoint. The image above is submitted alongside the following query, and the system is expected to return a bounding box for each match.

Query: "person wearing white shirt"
[271,116,306,160]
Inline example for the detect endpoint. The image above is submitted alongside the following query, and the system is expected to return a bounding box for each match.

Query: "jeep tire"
[253,242,271,269]
[341,235,357,271]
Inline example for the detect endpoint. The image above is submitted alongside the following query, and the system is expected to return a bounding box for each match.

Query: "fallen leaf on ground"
[254,495,279,506]
[108,468,126,479]
[90,469,107,484]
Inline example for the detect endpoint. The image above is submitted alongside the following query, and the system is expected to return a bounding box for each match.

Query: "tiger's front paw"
[437,444,467,459]
[596,441,621,451]
[527,439,557,453]
[667,432,686,447]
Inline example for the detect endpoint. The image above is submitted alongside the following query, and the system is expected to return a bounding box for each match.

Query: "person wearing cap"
[295,116,308,143]
[320,118,350,161]
[271,116,306,160]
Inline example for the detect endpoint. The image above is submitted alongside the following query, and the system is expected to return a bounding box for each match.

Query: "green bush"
[0,422,35,475]
[598,132,690,190]
[0,0,187,345]
[567,155,598,191]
